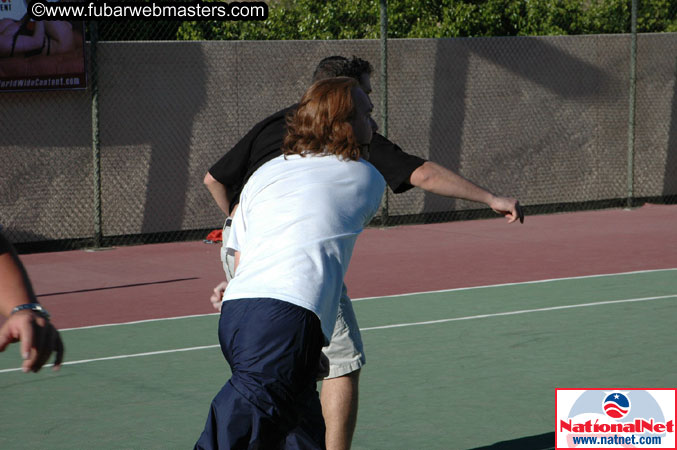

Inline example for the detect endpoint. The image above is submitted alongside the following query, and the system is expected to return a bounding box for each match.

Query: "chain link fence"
[1,5,676,252]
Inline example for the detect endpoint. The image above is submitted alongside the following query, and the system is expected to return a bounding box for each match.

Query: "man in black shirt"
[205,56,524,450]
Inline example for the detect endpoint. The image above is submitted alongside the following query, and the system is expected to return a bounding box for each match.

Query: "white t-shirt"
[223,153,385,340]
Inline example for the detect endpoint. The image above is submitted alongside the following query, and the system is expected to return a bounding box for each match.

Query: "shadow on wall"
[1,44,209,243]
[97,43,207,235]
[425,37,613,214]
[0,87,92,244]
[664,56,677,200]
[425,39,469,214]
[468,37,610,98]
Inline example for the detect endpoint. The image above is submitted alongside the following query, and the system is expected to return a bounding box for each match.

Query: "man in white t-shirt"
[195,77,384,449]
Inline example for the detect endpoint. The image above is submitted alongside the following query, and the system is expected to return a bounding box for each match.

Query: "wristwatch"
[10,303,51,320]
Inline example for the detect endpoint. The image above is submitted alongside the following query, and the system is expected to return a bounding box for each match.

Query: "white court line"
[58,267,677,331]
[359,293,677,331]
[352,268,677,301]
[2,292,675,374]
[60,313,220,332]
[0,344,220,374]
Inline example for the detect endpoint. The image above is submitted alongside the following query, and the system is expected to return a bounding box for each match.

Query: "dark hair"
[312,55,373,83]
[283,77,361,161]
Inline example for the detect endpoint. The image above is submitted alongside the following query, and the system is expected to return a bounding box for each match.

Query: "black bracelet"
[10,303,50,320]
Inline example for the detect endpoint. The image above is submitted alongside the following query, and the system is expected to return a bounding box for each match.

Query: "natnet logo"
[556,389,676,449]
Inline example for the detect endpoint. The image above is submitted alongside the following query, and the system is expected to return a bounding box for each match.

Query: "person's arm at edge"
[0,235,36,318]
[0,233,64,372]
[409,161,524,223]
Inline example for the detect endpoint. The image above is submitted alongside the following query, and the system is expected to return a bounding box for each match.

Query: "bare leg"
[321,370,360,450]
[0,21,44,57]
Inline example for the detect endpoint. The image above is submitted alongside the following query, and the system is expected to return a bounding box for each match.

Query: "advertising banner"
[1,0,86,92]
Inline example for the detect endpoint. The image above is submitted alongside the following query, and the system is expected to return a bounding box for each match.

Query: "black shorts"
[195,298,326,450]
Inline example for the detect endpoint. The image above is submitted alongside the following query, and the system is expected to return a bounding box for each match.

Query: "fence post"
[90,22,102,247]
[379,0,389,223]
[626,0,638,208]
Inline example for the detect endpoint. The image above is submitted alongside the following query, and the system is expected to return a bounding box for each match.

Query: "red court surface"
[13,204,677,329]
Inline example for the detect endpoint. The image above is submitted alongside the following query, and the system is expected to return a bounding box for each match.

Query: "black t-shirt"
[209,105,426,213]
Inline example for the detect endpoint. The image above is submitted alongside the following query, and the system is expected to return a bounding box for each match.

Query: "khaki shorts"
[221,220,366,380]
[321,286,366,379]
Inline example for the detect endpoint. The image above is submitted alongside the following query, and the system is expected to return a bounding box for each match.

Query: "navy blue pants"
[195,298,326,450]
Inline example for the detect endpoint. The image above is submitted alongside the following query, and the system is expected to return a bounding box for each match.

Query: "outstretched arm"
[409,161,524,223]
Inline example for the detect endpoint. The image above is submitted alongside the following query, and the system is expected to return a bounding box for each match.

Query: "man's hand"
[488,196,525,224]
[210,281,228,312]
[409,162,525,224]
[0,311,64,373]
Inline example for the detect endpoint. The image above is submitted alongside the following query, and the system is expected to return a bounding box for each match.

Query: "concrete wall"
[1,34,675,243]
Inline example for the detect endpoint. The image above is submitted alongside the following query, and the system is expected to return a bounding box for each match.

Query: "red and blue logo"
[603,392,631,419]
[556,389,676,448]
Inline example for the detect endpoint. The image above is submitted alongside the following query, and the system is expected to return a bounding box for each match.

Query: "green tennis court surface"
[1,269,675,449]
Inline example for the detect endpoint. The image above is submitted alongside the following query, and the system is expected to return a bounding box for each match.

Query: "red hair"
[282,77,361,161]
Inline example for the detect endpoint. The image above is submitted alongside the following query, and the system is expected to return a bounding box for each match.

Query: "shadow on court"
[37,277,200,297]
[468,431,555,450]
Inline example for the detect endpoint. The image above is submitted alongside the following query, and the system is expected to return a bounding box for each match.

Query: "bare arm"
[0,233,64,372]
[409,161,524,223]
[204,172,231,216]
[0,250,34,317]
